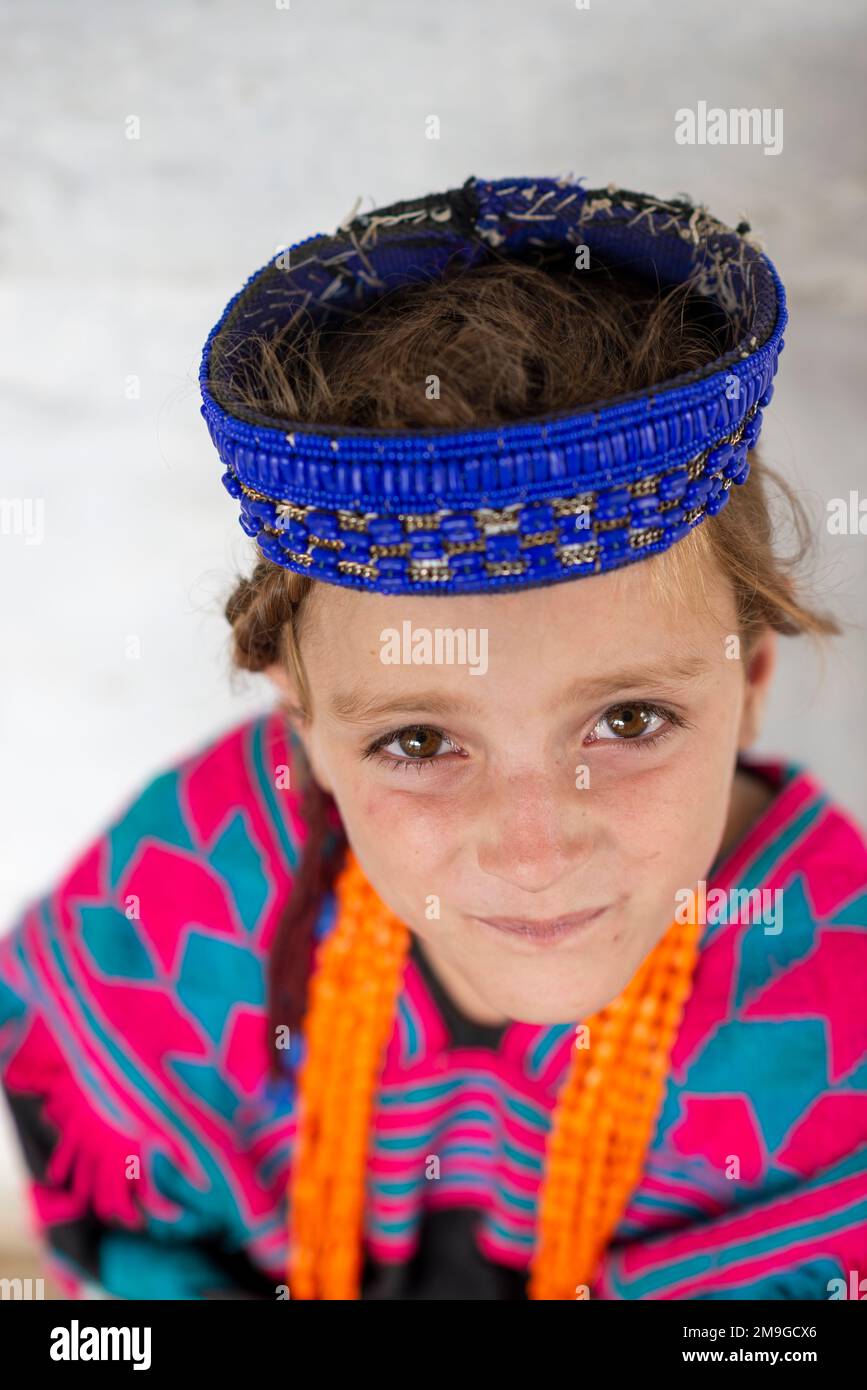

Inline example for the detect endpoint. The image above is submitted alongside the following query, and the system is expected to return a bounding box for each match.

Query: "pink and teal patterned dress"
[1,708,865,1299]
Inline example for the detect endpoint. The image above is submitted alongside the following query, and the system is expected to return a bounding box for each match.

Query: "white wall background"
[1,0,865,1227]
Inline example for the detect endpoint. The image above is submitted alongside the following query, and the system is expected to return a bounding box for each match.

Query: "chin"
[489,981,610,1027]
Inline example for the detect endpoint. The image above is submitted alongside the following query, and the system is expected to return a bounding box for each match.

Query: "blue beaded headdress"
[200,175,786,595]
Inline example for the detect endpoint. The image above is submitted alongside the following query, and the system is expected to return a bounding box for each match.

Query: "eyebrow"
[327,654,711,724]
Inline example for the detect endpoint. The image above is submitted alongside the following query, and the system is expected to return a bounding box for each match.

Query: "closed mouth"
[471,907,609,942]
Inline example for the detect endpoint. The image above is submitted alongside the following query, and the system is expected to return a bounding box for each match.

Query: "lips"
[471,906,608,944]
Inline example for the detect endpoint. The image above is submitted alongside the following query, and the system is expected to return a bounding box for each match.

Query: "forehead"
[300,546,736,684]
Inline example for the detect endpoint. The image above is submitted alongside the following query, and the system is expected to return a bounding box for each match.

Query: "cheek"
[337,769,460,862]
[601,728,737,902]
[329,771,464,929]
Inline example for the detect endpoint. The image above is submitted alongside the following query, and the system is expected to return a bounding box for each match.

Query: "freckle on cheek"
[360,790,452,837]
[359,793,413,831]
[360,793,389,824]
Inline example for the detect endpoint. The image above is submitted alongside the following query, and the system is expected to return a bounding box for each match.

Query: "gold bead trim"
[241,405,757,586]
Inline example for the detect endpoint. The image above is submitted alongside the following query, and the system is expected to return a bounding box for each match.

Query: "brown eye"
[366,724,463,769]
[602,704,662,740]
[395,726,445,758]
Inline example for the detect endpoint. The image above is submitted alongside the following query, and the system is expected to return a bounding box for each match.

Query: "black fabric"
[361,1206,527,1301]
[4,1088,104,1283]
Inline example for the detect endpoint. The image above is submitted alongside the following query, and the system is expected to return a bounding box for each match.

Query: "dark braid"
[266,769,347,1083]
[224,559,298,672]
[223,561,347,1079]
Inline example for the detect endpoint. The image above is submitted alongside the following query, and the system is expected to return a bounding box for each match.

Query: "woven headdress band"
[200,175,787,595]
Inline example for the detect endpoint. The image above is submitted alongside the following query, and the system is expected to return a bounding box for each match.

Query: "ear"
[737,627,778,750]
[263,661,302,718]
[263,661,335,795]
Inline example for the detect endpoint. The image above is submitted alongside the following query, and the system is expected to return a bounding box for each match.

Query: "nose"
[475,770,592,894]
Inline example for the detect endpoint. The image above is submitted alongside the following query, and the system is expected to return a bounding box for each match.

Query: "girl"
[2,176,866,1300]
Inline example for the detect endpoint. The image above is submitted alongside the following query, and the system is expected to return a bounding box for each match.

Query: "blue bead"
[631,508,664,528]
[705,489,730,516]
[340,534,372,560]
[316,463,336,494]
[744,411,763,446]
[258,535,284,564]
[376,556,407,576]
[662,506,686,527]
[558,513,592,541]
[221,470,242,498]
[450,552,484,576]
[530,451,549,483]
[682,477,713,505]
[723,444,748,478]
[481,457,498,490]
[610,433,629,466]
[526,542,556,570]
[307,509,338,539]
[245,498,277,525]
[639,423,656,454]
[548,449,567,479]
[631,493,663,513]
[731,460,751,486]
[597,527,631,554]
[759,385,774,407]
[666,521,692,544]
[239,512,260,538]
[706,443,734,472]
[368,517,404,544]
[595,490,631,521]
[598,437,615,471]
[408,533,441,560]
[487,533,521,562]
[520,504,554,535]
[281,519,308,546]
[441,515,479,542]
[657,469,688,502]
[311,547,339,574]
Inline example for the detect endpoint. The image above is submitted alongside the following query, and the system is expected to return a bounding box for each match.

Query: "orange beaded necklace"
[287,850,702,1300]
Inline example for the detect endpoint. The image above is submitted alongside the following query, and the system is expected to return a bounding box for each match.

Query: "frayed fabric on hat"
[199,175,787,596]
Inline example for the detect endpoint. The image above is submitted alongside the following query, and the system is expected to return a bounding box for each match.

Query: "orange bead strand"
[287,851,702,1299]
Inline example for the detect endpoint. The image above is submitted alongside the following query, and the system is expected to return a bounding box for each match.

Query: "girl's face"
[274,554,775,1025]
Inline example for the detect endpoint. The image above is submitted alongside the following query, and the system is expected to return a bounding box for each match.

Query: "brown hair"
[219,260,838,1075]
